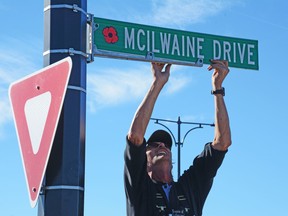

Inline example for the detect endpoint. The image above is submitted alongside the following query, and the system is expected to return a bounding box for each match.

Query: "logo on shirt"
[170,208,193,216]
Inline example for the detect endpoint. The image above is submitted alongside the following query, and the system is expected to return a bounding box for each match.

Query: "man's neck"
[148,169,173,184]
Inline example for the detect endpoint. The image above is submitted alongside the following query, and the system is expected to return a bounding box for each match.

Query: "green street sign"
[93,17,259,70]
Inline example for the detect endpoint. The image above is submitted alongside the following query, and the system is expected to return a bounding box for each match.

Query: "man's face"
[146,142,172,170]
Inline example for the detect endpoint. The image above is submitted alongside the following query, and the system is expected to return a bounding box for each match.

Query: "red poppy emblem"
[102,26,119,44]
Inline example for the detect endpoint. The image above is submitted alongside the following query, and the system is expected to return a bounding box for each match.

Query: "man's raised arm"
[208,60,232,151]
[127,63,171,146]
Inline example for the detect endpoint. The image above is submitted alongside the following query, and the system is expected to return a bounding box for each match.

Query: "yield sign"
[9,57,72,208]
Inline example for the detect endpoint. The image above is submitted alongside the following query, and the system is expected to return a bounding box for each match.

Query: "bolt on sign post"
[93,17,259,70]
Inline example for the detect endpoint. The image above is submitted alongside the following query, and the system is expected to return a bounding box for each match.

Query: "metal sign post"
[38,0,88,215]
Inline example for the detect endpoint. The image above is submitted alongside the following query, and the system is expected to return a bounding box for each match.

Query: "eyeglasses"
[146,142,170,149]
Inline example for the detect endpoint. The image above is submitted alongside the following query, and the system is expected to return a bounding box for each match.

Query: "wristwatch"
[211,87,225,96]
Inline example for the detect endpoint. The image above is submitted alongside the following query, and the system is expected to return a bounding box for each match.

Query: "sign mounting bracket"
[93,48,203,67]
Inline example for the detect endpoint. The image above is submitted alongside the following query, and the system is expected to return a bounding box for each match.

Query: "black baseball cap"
[147,130,172,149]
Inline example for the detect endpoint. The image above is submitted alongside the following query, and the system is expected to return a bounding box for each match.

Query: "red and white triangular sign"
[9,57,72,208]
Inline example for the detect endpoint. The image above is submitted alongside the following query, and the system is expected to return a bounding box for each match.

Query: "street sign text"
[93,17,259,70]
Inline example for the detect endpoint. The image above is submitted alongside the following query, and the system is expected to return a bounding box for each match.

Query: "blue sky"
[1,0,287,215]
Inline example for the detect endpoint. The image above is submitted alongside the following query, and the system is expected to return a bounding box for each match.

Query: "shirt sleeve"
[193,142,228,179]
[178,142,228,213]
[124,136,148,205]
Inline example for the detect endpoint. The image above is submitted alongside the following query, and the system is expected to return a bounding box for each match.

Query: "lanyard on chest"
[154,183,195,216]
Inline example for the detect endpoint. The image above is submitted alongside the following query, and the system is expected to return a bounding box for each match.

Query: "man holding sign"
[124,60,231,216]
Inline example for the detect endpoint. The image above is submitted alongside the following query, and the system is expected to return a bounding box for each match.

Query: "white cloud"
[0,37,42,83]
[0,90,12,137]
[149,0,237,27]
[87,65,192,112]
[87,65,151,112]
[166,74,191,94]
[0,37,42,136]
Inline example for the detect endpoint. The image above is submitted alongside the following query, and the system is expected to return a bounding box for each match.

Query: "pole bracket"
[86,13,95,63]
[68,85,87,93]
[43,48,93,63]
[44,4,88,16]
[43,4,94,63]
[43,185,84,192]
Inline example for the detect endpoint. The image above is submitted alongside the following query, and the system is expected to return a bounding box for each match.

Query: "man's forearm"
[212,95,232,151]
[128,80,165,146]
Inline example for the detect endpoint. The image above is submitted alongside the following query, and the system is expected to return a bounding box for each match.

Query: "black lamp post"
[150,116,214,179]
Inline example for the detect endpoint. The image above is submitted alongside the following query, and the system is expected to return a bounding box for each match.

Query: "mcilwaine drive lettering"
[124,27,256,66]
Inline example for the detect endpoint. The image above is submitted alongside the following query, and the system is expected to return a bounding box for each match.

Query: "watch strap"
[211,87,225,96]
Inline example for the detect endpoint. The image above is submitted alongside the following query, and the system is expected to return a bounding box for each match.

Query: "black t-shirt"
[124,137,227,216]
